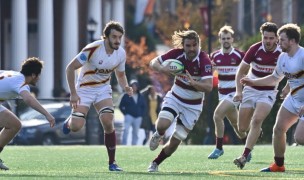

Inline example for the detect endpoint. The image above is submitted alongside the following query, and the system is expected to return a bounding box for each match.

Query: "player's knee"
[173,124,189,141]
[158,110,175,122]
[294,134,304,145]
[70,112,86,131]
[238,126,247,133]
[98,106,114,119]
[71,112,86,119]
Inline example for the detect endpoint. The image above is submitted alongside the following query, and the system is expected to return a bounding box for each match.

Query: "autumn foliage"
[125,37,173,93]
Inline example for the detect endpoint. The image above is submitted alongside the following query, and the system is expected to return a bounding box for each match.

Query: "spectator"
[119,80,146,145]
[140,85,163,145]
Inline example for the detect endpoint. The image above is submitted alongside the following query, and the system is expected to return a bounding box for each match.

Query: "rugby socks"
[105,131,116,164]
[153,149,170,165]
[242,147,251,158]
[274,156,284,167]
[216,137,223,150]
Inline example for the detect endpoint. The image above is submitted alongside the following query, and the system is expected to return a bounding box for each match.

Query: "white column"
[112,0,124,27]
[113,0,125,46]
[104,0,111,25]
[11,0,27,71]
[88,0,102,40]
[62,0,79,92]
[38,0,54,98]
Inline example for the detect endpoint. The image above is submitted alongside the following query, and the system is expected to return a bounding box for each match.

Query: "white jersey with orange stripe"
[273,47,304,102]
[0,70,30,101]
[74,40,126,88]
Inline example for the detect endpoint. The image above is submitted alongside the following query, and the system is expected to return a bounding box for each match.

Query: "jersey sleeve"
[14,76,30,94]
[159,49,183,63]
[200,53,213,80]
[75,42,101,65]
[242,45,256,65]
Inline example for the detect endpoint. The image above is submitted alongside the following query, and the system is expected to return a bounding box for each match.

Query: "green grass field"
[0,145,303,179]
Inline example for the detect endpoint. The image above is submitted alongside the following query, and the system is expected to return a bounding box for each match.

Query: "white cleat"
[148,162,158,172]
[149,132,162,151]
[0,159,9,170]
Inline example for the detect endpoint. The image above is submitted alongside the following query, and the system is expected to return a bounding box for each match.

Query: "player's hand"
[280,85,290,100]
[125,86,133,96]
[46,114,56,128]
[70,93,80,109]
[240,76,254,86]
[160,62,177,76]
[233,92,243,102]
[185,70,195,86]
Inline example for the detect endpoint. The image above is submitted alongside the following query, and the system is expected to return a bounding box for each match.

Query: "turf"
[0,145,303,179]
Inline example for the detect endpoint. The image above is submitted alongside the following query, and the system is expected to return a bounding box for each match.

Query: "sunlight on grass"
[0,145,303,179]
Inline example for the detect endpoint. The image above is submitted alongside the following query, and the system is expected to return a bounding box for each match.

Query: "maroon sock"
[216,137,223,150]
[242,147,251,158]
[153,149,170,165]
[104,131,116,164]
[241,136,247,144]
[274,156,284,167]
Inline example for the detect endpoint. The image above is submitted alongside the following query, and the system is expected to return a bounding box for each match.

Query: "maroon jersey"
[211,48,245,95]
[158,48,213,103]
[243,42,281,91]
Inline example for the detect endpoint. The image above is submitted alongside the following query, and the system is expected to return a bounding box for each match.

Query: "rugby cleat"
[208,148,224,159]
[0,159,9,170]
[260,163,285,172]
[62,118,71,134]
[149,132,162,151]
[148,162,158,172]
[109,162,123,171]
[246,152,252,162]
[233,155,247,169]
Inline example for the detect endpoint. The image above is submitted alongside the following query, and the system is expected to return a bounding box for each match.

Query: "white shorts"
[219,92,240,107]
[282,95,304,121]
[240,87,277,109]
[77,84,112,108]
[161,92,202,130]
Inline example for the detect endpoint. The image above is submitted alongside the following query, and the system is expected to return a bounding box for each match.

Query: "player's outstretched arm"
[186,70,213,93]
[149,57,172,76]
[115,70,133,96]
[20,91,55,127]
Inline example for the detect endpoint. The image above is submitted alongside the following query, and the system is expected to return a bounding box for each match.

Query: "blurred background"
[1,0,303,146]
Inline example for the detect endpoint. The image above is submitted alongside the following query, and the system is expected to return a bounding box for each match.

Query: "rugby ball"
[161,59,184,74]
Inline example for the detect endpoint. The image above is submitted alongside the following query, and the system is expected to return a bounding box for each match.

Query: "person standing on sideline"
[119,80,146,145]
[241,23,304,172]
[233,22,281,169]
[208,25,247,159]
[140,85,163,145]
[63,21,133,171]
[147,30,213,172]
[0,57,55,170]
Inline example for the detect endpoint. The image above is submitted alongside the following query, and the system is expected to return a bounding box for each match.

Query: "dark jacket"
[119,93,146,118]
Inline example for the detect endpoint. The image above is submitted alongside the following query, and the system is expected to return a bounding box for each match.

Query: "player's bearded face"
[279,33,291,53]
[30,74,40,86]
[262,31,278,51]
[184,39,199,60]
[108,29,123,50]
